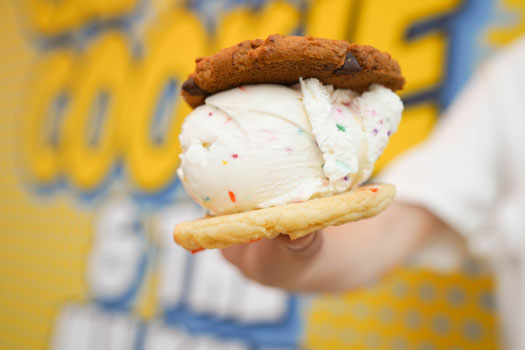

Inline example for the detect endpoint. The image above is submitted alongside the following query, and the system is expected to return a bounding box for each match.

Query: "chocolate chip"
[181,77,209,96]
[333,52,362,75]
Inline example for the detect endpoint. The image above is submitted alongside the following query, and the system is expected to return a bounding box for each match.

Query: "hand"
[222,202,443,292]
[222,230,324,291]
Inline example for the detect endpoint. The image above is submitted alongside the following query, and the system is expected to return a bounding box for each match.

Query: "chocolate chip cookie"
[182,34,405,108]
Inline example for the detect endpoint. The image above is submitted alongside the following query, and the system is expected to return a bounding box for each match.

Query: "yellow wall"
[1,0,524,349]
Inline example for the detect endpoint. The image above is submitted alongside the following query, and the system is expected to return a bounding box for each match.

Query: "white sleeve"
[381,37,525,350]
[379,61,503,255]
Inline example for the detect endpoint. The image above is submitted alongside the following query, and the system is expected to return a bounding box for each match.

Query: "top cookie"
[181,34,405,108]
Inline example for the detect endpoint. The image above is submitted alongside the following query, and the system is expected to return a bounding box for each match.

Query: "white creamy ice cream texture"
[177,78,403,215]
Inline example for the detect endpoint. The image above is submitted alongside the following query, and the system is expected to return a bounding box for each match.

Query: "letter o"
[125,11,207,192]
[17,50,74,187]
[62,33,129,192]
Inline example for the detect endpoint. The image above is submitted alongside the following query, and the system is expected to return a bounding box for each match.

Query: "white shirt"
[381,36,525,350]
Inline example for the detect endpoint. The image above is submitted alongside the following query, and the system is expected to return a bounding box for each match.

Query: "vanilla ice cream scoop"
[177,78,403,215]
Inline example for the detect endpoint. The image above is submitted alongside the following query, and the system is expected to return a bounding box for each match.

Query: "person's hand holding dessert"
[170,34,440,292]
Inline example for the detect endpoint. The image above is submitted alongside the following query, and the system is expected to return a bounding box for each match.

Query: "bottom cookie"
[173,183,395,251]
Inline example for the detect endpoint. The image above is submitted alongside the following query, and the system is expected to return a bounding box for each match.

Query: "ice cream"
[177,78,403,215]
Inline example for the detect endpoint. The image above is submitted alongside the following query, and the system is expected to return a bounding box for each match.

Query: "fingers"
[221,242,246,266]
[221,231,324,290]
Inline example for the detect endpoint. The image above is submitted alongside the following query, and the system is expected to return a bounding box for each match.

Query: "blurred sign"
[1,0,524,348]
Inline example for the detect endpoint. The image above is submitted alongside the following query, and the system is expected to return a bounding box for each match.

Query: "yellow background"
[1,0,525,348]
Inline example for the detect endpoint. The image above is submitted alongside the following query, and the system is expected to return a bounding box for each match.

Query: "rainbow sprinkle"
[336,124,346,132]
[360,187,378,193]
[208,112,213,117]
[228,191,236,202]
[222,160,228,165]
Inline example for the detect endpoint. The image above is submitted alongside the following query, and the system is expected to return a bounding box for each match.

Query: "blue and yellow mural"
[0,0,524,349]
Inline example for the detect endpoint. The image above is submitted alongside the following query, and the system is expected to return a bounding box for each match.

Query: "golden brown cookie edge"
[173,183,395,251]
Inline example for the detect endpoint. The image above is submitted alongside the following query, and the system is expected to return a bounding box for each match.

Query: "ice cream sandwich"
[174,34,404,251]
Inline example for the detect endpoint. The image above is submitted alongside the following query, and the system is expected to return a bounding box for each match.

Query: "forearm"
[294,202,442,292]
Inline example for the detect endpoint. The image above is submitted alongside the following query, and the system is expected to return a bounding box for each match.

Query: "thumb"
[277,231,323,260]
